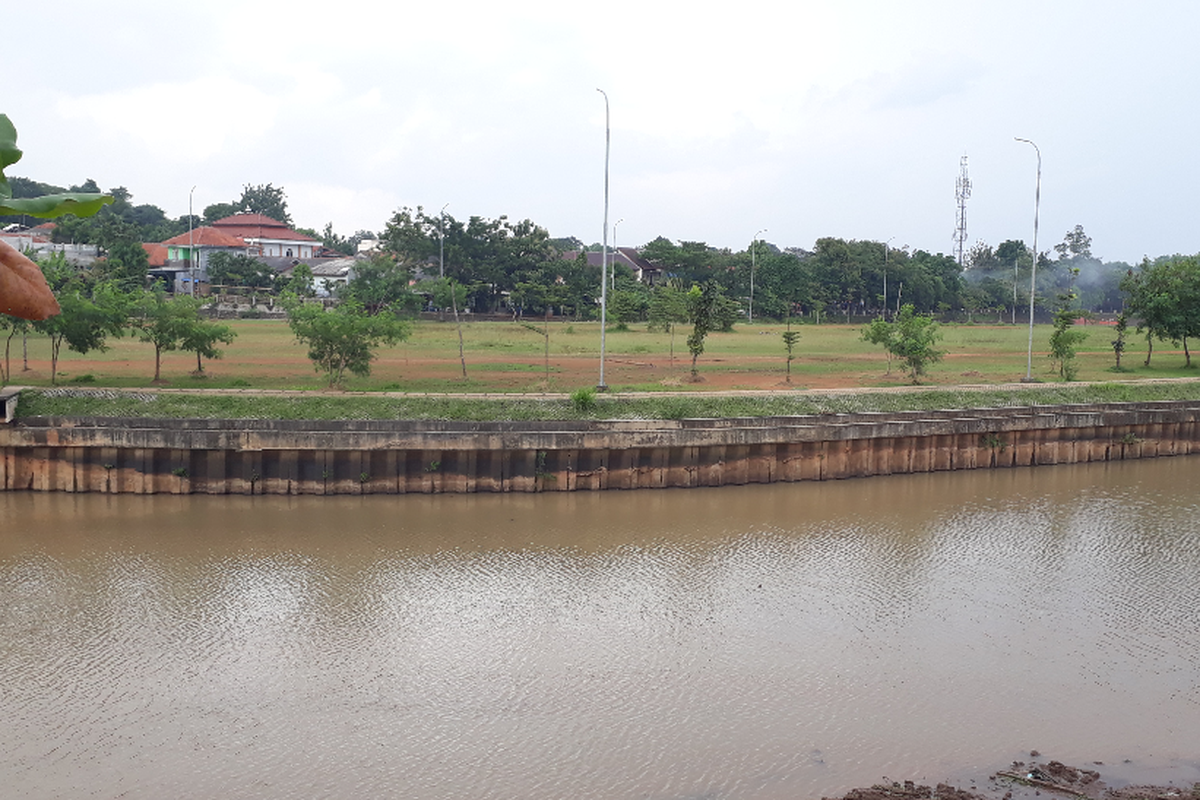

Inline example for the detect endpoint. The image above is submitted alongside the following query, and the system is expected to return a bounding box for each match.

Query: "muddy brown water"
[2,458,1199,799]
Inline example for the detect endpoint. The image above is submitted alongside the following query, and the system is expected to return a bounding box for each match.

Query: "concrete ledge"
[2,400,1197,494]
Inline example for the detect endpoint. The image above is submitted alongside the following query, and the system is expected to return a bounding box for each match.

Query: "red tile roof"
[160,227,247,248]
[212,212,316,242]
[142,243,168,267]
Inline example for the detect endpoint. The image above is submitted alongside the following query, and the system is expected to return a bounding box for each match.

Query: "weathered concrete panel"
[5,401,1200,494]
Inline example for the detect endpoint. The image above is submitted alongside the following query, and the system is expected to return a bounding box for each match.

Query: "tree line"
[0,252,235,385]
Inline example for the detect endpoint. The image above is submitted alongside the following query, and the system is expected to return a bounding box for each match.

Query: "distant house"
[1,223,101,266]
[278,256,358,297]
[561,247,663,285]
[159,226,250,291]
[211,212,320,259]
[150,213,320,292]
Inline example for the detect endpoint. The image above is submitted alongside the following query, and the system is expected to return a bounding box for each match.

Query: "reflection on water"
[2,459,1200,799]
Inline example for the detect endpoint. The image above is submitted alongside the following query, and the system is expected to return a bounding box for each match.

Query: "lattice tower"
[954,154,971,266]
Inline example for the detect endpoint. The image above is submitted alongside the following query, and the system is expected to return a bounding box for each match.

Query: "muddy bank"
[827,759,1200,800]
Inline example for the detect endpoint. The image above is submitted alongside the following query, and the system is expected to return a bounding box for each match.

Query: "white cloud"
[56,77,282,161]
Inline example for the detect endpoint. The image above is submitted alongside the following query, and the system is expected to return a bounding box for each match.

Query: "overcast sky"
[7,1,1199,264]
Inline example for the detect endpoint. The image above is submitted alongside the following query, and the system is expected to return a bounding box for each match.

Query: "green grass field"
[3,317,1192,393]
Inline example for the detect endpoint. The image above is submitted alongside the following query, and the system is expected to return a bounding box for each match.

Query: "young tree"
[132,289,186,381]
[781,319,801,382]
[132,290,235,381]
[34,279,128,385]
[1110,312,1128,370]
[648,282,690,365]
[0,315,29,384]
[180,315,235,375]
[861,304,945,384]
[1047,269,1088,380]
[861,316,895,375]
[282,296,411,387]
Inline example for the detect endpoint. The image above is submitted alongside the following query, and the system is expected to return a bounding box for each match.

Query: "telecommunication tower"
[953,154,971,266]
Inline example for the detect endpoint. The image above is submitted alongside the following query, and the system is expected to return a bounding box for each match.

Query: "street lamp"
[749,229,766,322]
[1015,137,1041,382]
[439,202,449,279]
[188,185,196,295]
[597,88,610,391]
[882,236,894,319]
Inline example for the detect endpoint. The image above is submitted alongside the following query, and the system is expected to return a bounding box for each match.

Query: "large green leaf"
[1,113,113,218]
[0,193,114,218]
[0,114,22,199]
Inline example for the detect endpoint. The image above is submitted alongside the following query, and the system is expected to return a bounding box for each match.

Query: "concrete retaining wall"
[2,401,1198,494]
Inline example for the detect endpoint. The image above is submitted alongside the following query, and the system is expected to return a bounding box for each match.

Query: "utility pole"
[1015,138,1041,382]
[597,88,610,391]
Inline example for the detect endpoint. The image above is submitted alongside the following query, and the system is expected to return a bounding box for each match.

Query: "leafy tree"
[1054,224,1093,261]
[320,222,354,255]
[280,263,316,297]
[685,281,720,377]
[861,316,895,375]
[609,287,649,326]
[1121,256,1200,366]
[861,304,945,383]
[33,261,128,384]
[131,289,190,381]
[94,230,150,291]
[381,206,556,313]
[179,312,235,375]
[640,237,716,286]
[202,201,239,225]
[282,296,411,387]
[648,282,690,364]
[207,251,274,288]
[131,290,233,381]
[340,253,419,315]
[237,183,291,225]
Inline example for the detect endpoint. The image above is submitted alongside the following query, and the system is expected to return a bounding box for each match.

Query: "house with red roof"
[150,213,319,292]
[211,212,319,259]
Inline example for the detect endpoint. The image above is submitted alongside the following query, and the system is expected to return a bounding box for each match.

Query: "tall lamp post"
[597,88,610,391]
[749,228,766,322]
[188,185,196,296]
[882,236,894,319]
[1015,137,1041,382]
[439,202,449,278]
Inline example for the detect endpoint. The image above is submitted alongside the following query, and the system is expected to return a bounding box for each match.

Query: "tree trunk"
[1186,337,1191,367]
[50,337,61,385]
[452,288,466,379]
[154,345,162,382]
[1145,334,1154,366]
